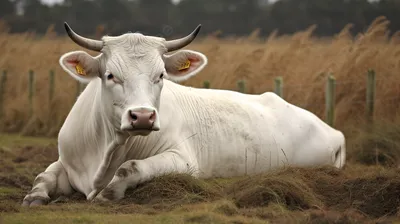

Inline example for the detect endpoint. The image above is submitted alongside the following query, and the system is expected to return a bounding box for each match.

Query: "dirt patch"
[12,145,59,165]
[0,148,14,157]
[0,145,58,168]
[0,174,32,189]
[0,202,20,213]
[0,145,59,191]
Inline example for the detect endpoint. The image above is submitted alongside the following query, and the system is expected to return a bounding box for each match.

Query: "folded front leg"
[94,149,196,202]
[22,160,74,207]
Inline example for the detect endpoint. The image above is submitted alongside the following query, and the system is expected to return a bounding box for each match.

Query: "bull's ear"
[163,50,208,82]
[59,51,99,83]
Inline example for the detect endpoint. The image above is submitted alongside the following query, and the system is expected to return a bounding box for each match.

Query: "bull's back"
[167,85,345,177]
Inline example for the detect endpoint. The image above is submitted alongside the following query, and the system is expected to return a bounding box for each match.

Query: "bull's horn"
[64,22,103,52]
[165,24,202,52]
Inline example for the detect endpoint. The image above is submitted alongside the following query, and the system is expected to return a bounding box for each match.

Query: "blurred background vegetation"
[1,0,400,37]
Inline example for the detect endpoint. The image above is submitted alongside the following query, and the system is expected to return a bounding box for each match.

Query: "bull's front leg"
[22,160,74,207]
[93,148,196,202]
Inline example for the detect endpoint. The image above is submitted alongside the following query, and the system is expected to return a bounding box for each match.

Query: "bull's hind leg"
[93,148,196,202]
[22,160,74,207]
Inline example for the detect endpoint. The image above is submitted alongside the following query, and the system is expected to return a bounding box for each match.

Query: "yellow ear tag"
[75,64,86,76]
[178,60,191,71]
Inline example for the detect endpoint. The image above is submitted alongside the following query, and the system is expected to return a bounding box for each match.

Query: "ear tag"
[75,63,86,76]
[178,60,191,71]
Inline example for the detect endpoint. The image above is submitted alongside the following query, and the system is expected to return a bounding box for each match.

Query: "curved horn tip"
[64,22,70,31]
[62,21,103,52]
[64,22,73,37]
[194,24,202,35]
[164,24,203,52]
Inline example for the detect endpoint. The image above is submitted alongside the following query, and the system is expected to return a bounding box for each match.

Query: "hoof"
[93,194,110,203]
[30,199,46,207]
[21,199,47,207]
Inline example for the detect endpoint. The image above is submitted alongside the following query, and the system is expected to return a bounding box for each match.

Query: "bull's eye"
[159,73,164,79]
[107,74,114,80]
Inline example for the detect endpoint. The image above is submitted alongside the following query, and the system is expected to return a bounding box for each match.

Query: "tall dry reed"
[0,16,399,136]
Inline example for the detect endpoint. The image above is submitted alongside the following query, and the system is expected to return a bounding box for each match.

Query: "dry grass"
[1,132,400,223]
[1,16,400,136]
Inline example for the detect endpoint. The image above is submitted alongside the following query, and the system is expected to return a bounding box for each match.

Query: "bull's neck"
[162,80,210,136]
[75,78,117,148]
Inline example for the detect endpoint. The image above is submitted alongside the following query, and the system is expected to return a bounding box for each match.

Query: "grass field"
[1,127,400,223]
[1,15,400,223]
[1,16,400,136]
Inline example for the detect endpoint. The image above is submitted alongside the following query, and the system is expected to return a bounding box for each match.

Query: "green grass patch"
[0,187,22,197]
[0,133,56,150]
[1,205,267,224]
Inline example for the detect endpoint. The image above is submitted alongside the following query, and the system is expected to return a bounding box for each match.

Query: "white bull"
[22,22,346,206]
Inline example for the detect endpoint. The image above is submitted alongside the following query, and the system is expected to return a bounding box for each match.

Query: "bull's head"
[59,23,207,136]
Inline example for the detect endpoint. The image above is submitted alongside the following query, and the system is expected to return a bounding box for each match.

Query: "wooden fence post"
[366,69,376,123]
[237,80,246,93]
[49,70,55,113]
[325,74,336,127]
[28,70,35,118]
[203,81,210,89]
[274,76,283,98]
[0,70,7,119]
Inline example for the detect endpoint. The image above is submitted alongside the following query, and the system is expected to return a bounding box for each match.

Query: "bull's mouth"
[130,123,160,132]
[131,128,159,132]
[123,125,160,136]
[126,129,154,136]
[120,119,160,134]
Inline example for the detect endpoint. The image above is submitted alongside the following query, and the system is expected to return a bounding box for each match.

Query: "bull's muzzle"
[121,107,160,134]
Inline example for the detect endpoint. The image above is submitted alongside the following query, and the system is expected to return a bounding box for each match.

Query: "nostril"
[129,110,138,121]
[149,111,156,123]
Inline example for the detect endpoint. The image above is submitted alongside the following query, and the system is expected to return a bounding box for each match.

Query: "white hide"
[56,78,346,198]
[23,30,346,205]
